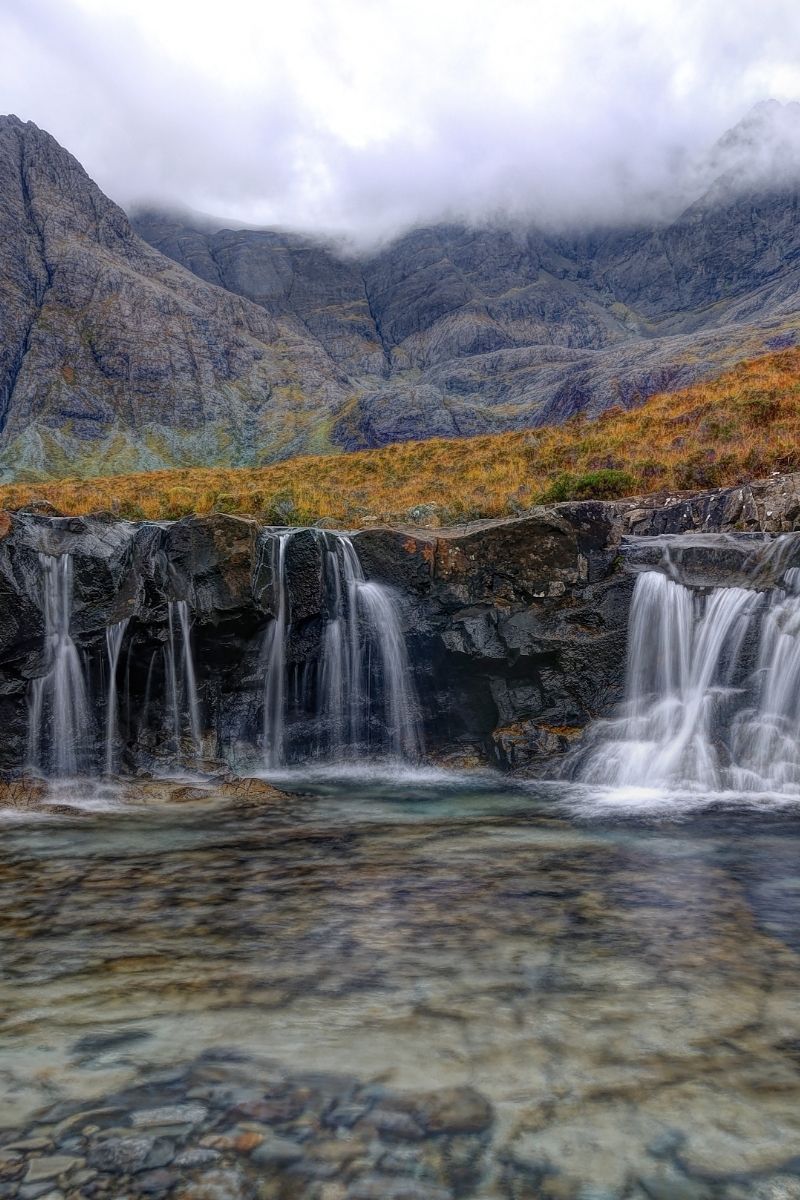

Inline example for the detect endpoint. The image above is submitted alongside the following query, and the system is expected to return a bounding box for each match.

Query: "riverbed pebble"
[9,1049,800,1200]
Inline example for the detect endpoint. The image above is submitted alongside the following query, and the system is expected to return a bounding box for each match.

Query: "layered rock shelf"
[2,471,799,777]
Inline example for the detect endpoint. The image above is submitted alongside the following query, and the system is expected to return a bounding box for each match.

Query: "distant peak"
[699,98,800,196]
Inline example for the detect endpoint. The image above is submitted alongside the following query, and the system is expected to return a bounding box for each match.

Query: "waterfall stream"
[25,532,421,781]
[262,533,289,768]
[27,554,91,778]
[576,545,800,797]
[104,619,130,775]
[166,600,202,761]
[261,530,421,766]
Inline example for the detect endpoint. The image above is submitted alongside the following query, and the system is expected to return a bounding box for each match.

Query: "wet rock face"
[0,504,633,774]
[3,473,800,775]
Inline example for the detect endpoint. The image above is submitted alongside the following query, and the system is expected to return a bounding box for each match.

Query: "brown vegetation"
[3,349,800,526]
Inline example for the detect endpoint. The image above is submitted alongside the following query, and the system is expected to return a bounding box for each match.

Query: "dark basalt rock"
[3,471,800,776]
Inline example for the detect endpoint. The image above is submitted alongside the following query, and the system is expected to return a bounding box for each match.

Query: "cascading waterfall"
[104,618,130,775]
[165,600,202,760]
[261,530,421,766]
[353,579,422,760]
[24,530,420,781]
[27,553,91,778]
[317,534,421,760]
[730,567,800,792]
[576,554,800,796]
[262,533,289,768]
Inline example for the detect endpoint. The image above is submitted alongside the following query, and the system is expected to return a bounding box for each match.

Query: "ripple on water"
[1,775,800,1195]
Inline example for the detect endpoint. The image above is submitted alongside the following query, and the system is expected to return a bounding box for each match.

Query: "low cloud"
[3,0,800,244]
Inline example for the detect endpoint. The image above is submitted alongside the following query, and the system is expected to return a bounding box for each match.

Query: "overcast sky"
[3,0,800,243]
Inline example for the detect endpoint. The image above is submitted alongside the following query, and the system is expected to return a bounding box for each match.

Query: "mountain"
[2,105,800,481]
[0,115,350,480]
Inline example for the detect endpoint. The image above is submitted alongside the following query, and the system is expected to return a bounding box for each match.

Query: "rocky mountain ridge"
[1,104,800,479]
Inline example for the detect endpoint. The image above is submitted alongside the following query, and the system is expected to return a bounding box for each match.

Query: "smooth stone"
[53,1108,124,1139]
[346,1176,453,1200]
[24,1157,83,1183]
[638,1174,713,1200]
[411,1088,493,1135]
[137,1168,177,1195]
[174,1167,249,1200]
[17,1184,60,1200]
[324,1104,369,1129]
[71,1168,97,1186]
[233,1096,304,1124]
[173,1148,222,1168]
[250,1134,304,1166]
[378,1148,429,1176]
[131,1105,207,1128]
[368,1109,426,1141]
[88,1136,174,1174]
[285,1160,341,1181]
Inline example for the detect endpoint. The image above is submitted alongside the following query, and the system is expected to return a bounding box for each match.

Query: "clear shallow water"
[2,772,800,1199]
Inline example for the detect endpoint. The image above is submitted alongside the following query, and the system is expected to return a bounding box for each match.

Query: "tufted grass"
[2,348,800,526]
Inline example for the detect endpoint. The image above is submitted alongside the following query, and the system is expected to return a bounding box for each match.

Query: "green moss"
[540,469,637,503]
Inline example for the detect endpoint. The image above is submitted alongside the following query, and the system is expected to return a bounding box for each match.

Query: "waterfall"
[165,600,202,760]
[27,553,91,778]
[260,530,421,766]
[576,556,800,796]
[104,618,130,775]
[262,532,289,768]
[317,534,421,760]
[23,531,420,779]
[355,580,422,760]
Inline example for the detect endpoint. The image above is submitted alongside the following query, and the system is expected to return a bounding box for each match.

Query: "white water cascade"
[165,600,202,760]
[261,530,422,766]
[262,533,289,768]
[577,556,800,797]
[27,553,92,778]
[104,618,130,775]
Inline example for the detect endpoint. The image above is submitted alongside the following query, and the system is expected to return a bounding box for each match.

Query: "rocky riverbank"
[2,470,800,776]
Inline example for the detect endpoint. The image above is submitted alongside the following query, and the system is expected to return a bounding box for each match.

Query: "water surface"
[2,772,800,1197]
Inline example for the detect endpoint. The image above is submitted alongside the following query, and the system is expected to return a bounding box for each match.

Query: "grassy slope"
[1,349,799,525]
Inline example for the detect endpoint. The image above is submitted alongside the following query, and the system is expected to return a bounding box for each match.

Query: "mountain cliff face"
[1,105,800,480]
[0,116,350,480]
[135,199,800,446]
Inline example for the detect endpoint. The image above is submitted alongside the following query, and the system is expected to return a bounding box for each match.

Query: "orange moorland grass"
[2,348,800,526]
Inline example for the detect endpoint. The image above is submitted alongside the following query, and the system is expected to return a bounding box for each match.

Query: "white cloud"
[2,0,800,242]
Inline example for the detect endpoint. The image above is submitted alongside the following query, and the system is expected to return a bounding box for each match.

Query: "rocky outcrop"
[2,106,800,479]
[0,116,350,481]
[134,104,800,450]
[4,471,800,777]
[136,207,800,453]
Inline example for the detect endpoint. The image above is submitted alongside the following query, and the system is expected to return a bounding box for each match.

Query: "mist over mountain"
[1,103,800,480]
[7,0,800,243]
